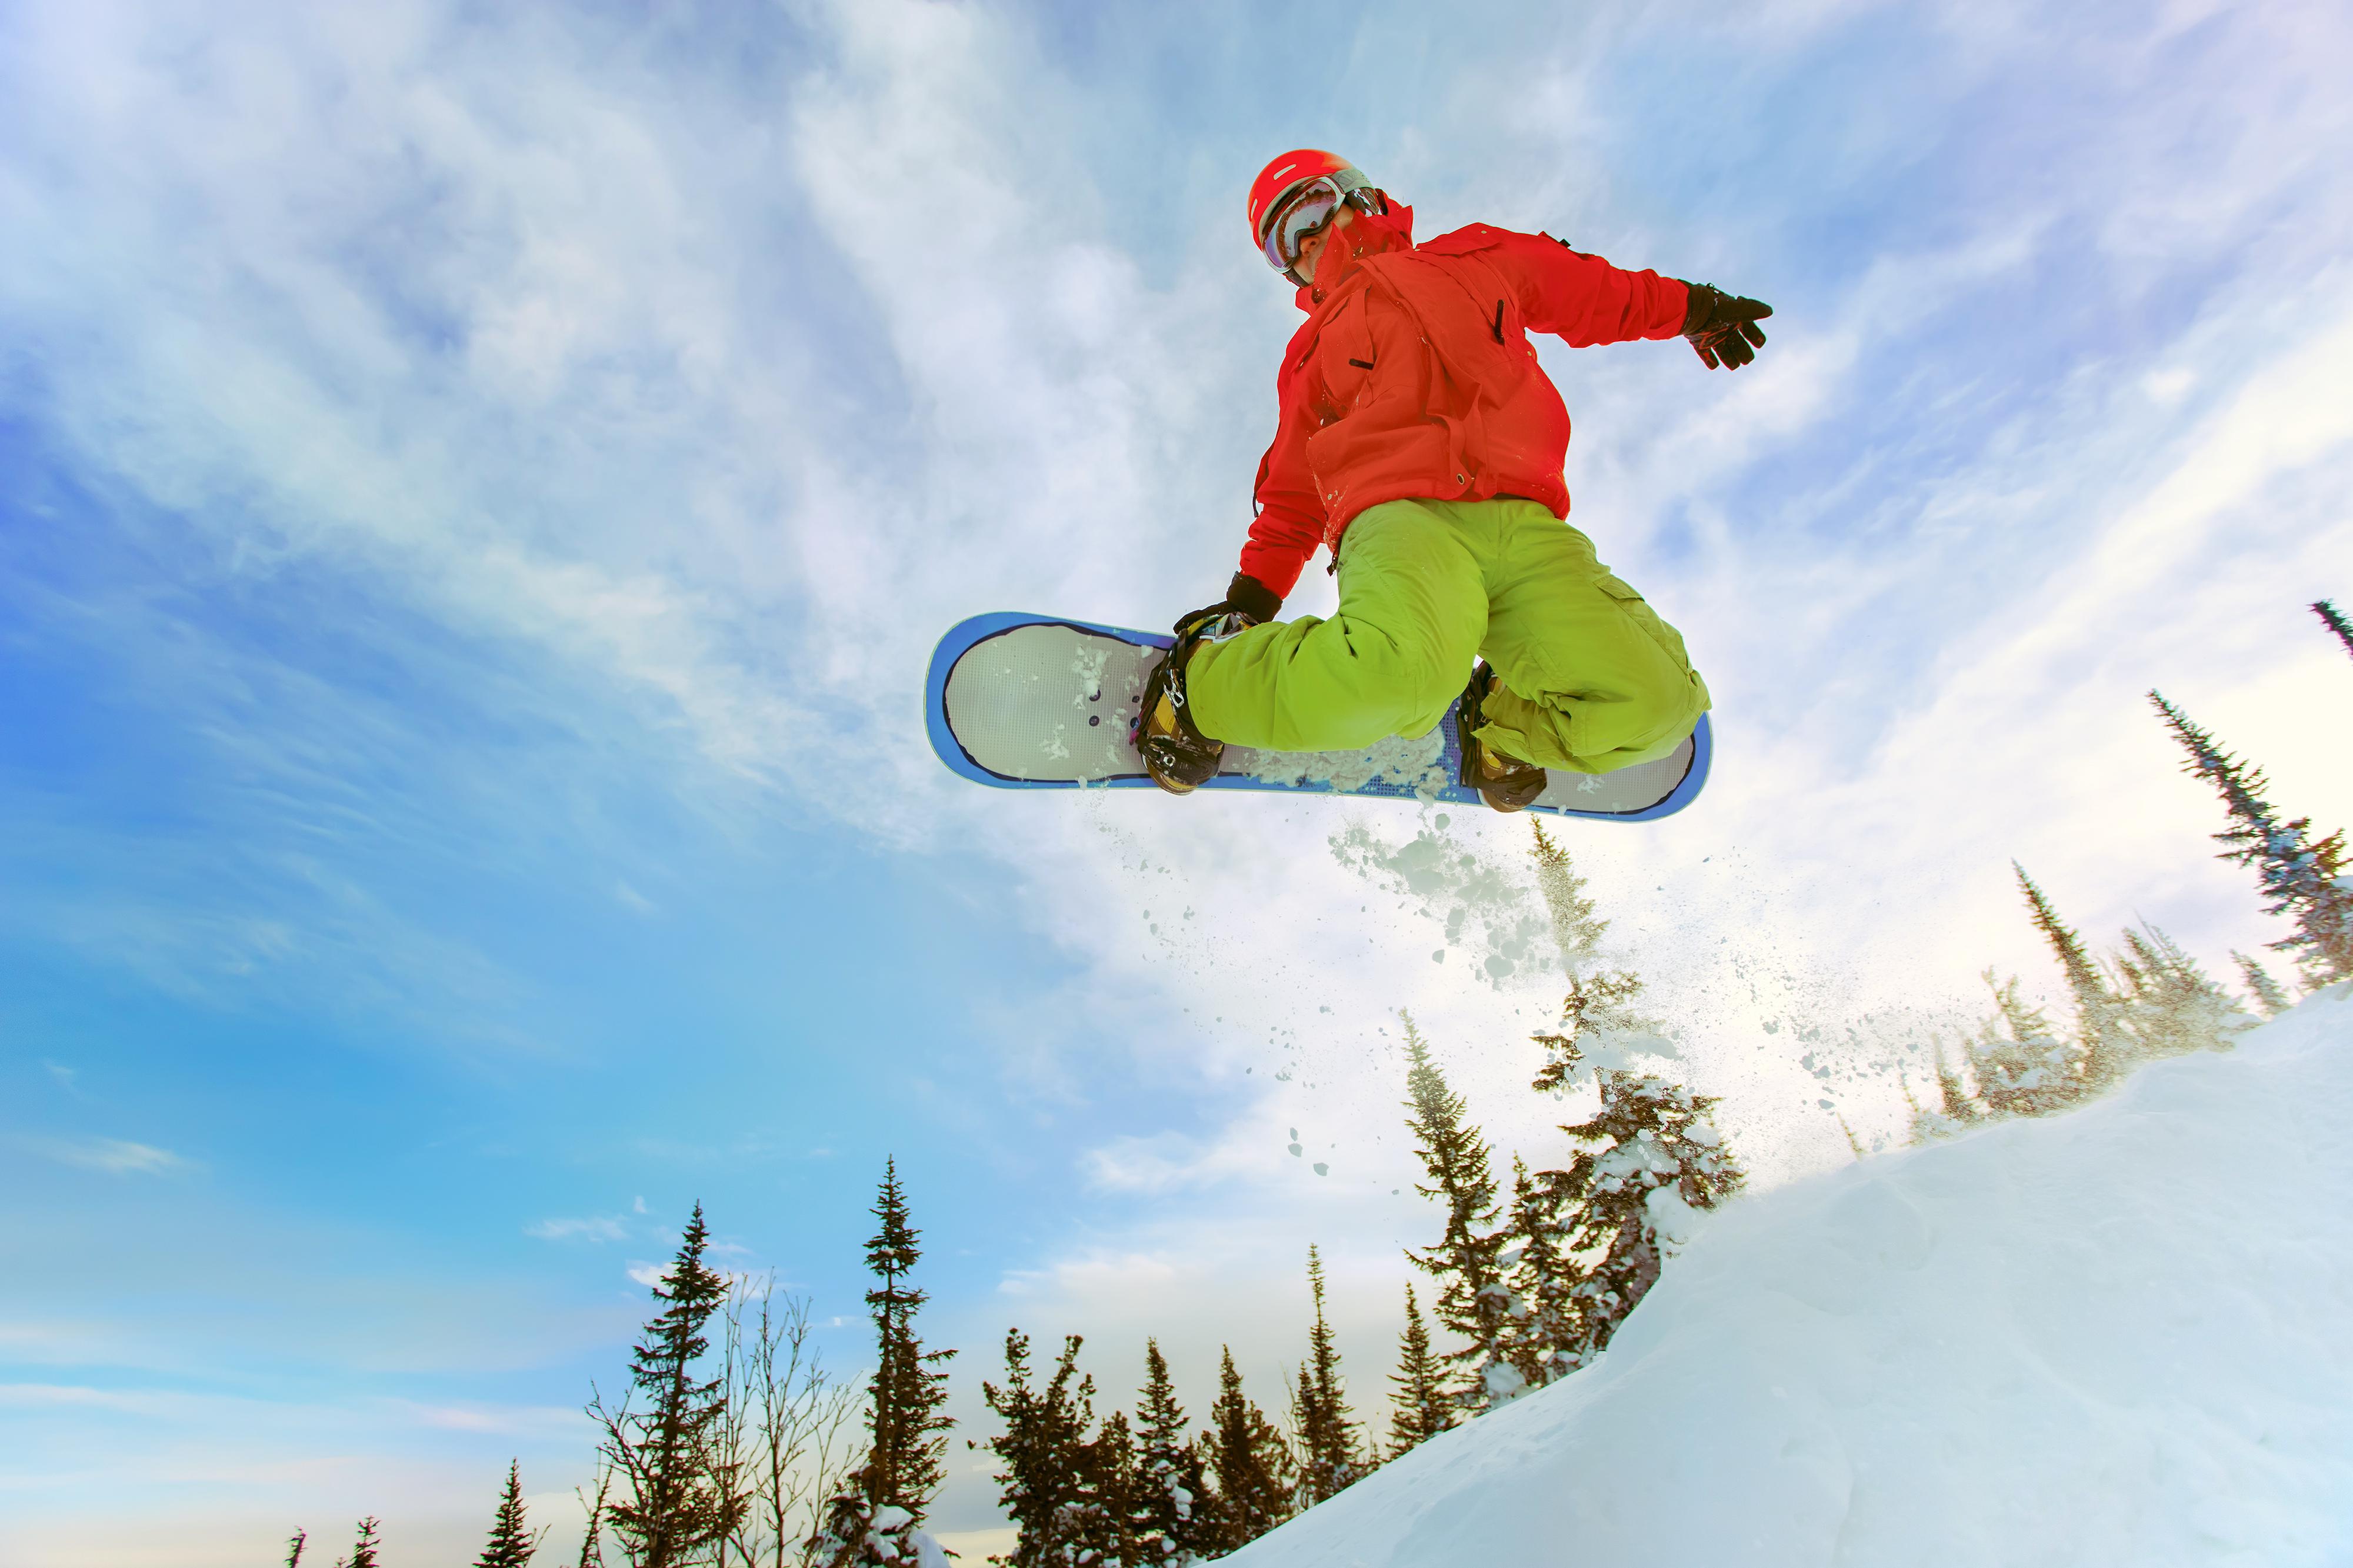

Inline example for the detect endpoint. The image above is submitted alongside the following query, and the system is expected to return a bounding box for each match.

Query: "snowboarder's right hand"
[1680,283,1772,370]
[1175,571,1282,635]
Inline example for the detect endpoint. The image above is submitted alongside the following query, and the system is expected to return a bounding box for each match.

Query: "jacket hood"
[1295,199,1415,311]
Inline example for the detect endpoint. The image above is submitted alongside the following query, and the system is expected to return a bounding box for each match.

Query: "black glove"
[1175,571,1283,635]
[1681,283,1772,370]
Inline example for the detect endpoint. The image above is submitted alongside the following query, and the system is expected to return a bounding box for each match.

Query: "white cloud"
[8,0,2353,1554]
[19,1136,195,1176]
[524,1215,628,1243]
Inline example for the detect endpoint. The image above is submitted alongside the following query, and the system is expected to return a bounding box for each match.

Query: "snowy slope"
[1234,991,2353,1568]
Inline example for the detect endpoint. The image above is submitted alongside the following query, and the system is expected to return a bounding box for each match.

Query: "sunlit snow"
[1229,990,2353,1567]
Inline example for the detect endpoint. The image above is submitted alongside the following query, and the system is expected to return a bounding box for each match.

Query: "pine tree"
[1528,971,1648,1095]
[2015,864,2129,1089]
[338,1518,382,1568]
[1200,1346,1293,1552]
[1080,1409,1147,1568]
[2111,924,2253,1059]
[473,1460,537,1567]
[1287,1246,1367,1509]
[978,1329,1104,1568]
[1132,1340,1211,1564]
[1931,1042,1983,1127]
[1528,820,1606,968]
[1385,1285,1453,1459]
[820,1159,957,1566]
[1542,1073,1743,1363]
[2235,950,2294,1017]
[596,1203,742,1568]
[2314,599,2353,663]
[1398,1014,1521,1410]
[1965,972,2081,1119]
[1907,1041,1987,1141]
[1503,1155,1584,1386]
[286,1530,308,1567]
[2151,692,2353,986]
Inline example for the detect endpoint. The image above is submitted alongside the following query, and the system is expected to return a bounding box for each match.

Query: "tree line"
[281,840,1749,1568]
[281,598,2351,1565]
[1908,599,2353,1135]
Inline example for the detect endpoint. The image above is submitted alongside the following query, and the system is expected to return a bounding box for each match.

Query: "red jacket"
[1239,215,1690,598]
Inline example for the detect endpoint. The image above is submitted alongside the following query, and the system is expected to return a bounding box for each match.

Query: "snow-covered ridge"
[1231,992,2353,1567]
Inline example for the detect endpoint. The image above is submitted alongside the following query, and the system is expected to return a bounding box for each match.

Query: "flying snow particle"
[1313,1163,1329,1176]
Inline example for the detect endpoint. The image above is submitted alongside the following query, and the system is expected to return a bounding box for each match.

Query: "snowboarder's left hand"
[1175,571,1283,635]
[1681,284,1772,371]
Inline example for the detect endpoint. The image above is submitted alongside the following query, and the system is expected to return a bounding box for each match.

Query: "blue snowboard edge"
[925,611,1711,822]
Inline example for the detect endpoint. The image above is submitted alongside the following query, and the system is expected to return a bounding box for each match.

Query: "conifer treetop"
[1385,1283,1455,1457]
[1290,1245,1366,1509]
[2235,950,2294,1017]
[1528,819,1605,968]
[1398,1014,1521,1412]
[474,1459,538,1568]
[2314,599,2353,662]
[2012,863,2130,1087]
[837,1157,956,1539]
[2150,690,2353,986]
[1204,1344,1295,1552]
[601,1203,742,1568]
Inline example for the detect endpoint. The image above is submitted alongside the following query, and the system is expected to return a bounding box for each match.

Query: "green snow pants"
[1185,497,1709,774]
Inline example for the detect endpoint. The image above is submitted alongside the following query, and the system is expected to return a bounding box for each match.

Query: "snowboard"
[925,612,1709,822]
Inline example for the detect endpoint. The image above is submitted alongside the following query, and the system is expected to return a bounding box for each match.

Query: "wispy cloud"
[524,1215,628,1243]
[17,1136,195,1176]
[4,2,2352,1559]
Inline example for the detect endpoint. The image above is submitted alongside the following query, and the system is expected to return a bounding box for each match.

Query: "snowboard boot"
[1134,612,1246,795]
[1455,662,1550,812]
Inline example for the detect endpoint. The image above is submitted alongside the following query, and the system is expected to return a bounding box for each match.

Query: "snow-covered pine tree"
[977,1329,1101,1567]
[1527,820,1606,968]
[1528,970,1648,1095]
[1132,1340,1210,1565]
[2151,692,2353,987]
[595,1204,742,1568]
[2015,864,2129,1090]
[1542,1073,1744,1364]
[1201,1346,1294,1552]
[473,1460,537,1568]
[818,1160,956,1567]
[1503,1155,1584,1386]
[1287,1246,1367,1509]
[2111,924,2254,1059]
[1385,1285,1454,1459]
[2234,950,2294,1017]
[2314,599,2353,663]
[1398,1013,1522,1411]
[1964,972,2082,1119]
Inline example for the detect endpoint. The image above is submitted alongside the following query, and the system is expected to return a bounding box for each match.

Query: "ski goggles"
[1258,171,1375,273]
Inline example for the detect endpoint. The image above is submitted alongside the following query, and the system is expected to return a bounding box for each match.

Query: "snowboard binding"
[1134,612,1249,795]
[1455,662,1550,812]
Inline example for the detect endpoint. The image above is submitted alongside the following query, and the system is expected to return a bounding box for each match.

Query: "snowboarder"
[1135,149,1768,810]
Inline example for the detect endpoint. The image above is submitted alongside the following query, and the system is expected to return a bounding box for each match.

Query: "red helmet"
[1247,149,1378,281]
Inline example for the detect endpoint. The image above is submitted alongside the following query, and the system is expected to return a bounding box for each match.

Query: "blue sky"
[5,0,2351,1561]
